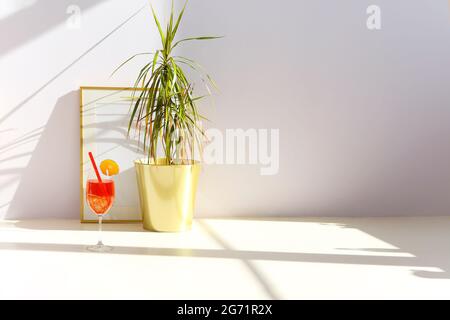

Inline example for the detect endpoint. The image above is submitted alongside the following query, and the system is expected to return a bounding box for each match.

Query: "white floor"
[0,217,450,299]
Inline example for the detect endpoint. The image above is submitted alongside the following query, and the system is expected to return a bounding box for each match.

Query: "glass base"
[86,241,113,253]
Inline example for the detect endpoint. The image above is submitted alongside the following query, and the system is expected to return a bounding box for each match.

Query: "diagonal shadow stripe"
[0,5,146,126]
[0,241,427,268]
[0,0,108,56]
[197,220,280,300]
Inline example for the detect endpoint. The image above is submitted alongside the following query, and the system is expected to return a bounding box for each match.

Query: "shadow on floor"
[197,220,280,299]
[0,241,427,266]
[11,220,144,232]
[8,216,450,282]
[214,216,450,280]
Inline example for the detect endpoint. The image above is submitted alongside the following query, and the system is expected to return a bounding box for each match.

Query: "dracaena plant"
[113,0,221,165]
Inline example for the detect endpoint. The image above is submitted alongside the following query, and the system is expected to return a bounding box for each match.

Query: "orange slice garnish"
[100,159,119,176]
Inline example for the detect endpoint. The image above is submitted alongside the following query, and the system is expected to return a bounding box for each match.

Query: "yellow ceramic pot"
[135,158,201,232]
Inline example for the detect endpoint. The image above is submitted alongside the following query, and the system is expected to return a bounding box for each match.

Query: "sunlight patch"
[0,0,37,21]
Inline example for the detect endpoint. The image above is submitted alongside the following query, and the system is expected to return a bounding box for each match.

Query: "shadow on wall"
[6,91,80,219]
[0,0,108,57]
[0,3,145,128]
[0,3,147,218]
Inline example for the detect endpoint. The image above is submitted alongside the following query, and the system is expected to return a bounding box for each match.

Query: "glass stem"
[98,215,103,246]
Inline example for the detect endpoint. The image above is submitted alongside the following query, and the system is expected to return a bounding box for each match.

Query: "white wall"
[1,0,450,219]
[0,0,164,218]
[187,0,450,217]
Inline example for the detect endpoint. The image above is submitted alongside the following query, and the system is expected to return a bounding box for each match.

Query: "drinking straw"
[88,152,103,184]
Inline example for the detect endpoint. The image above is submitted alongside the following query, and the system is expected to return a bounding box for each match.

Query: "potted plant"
[114,1,221,231]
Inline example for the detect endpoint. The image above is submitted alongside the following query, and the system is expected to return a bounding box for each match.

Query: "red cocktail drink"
[86,152,118,252]
[86,179,115,215]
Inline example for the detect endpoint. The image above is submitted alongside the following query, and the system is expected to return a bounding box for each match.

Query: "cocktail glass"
[86,177,115,252]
